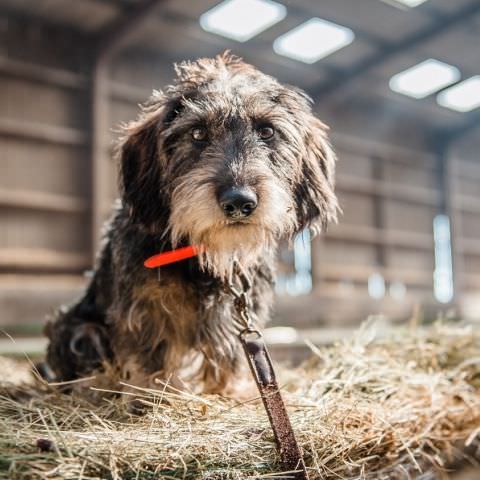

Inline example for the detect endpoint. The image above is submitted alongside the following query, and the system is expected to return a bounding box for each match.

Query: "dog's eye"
[191,127,208,142]
[257,125,275,140]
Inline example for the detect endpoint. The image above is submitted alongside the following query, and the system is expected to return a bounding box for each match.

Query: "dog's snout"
[219,187,257,218]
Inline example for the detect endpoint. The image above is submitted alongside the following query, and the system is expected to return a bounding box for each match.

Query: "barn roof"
[2,0,479,152]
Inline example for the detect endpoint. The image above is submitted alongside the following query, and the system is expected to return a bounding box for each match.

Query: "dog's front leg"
[198,345,258,401]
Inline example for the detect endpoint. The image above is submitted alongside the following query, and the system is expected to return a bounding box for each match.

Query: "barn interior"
[1,1,480,478]
[1,0,479,359]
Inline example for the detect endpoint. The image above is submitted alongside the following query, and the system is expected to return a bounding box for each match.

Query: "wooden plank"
[266,326,404,347]
[0,326,430,355]
[453,194,480,215]
[337,192,374,226]
[0,273,86,329]
[0,188,88,214]
[460,238,480,257]
[333,131,436,168]
[0,273,86,289]
[314,282,432,299]
[454,159,480,182]
[110,81,150,104]
[337,175,439,206]
[327,224,433,250]
[383,199,436,235]
[273,290,427,327]
[447,153,466,301]
[0,56,86,89]
[92,66,110,255]
[0,137,89,198]
[386,247,434,271]
[383,160,437,190]
[0,248,90,272]
[0,75,89,129]
[1,204,90,256]
[319,241,377,267]
[321,263,432,286]
[336,152,372,179]
[109,100,142,130]
[0,56,153,105]
[459,211,480,240]
[462,272,480,289]
[0,118,88,146]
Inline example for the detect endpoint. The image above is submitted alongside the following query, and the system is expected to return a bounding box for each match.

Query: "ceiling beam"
[311,2,480,102]
[94,0,165,61]
[92,0,138,8]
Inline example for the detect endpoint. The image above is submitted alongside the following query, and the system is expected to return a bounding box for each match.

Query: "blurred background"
[1,0,479,358]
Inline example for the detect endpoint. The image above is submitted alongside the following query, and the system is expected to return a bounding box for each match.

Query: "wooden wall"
[449,137,480,321]
[1,20,479,336]
[0,19,92,333]
[274,133,443,326]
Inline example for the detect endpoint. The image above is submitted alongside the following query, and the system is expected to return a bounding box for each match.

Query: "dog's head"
[119,52,338,276]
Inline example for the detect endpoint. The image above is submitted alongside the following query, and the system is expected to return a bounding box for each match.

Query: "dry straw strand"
[1,321,479,479]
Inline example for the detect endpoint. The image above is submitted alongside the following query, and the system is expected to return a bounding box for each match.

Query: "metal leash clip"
[225,261,256,333]
[225,262,309,480]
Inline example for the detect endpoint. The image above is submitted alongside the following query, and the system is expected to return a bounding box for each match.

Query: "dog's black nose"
[219,187,257,218]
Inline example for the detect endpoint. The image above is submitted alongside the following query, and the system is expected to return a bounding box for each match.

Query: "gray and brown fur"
[45,53,338,396]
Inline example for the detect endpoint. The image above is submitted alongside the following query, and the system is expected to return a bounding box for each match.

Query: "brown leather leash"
[224,262,309,480]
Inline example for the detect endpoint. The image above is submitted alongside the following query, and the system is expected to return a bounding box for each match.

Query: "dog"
[44,52,338,397]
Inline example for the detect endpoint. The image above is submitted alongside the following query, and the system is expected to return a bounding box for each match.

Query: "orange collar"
[144,245,202,268]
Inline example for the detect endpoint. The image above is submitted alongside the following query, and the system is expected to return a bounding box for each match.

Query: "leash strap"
[143,249,309,478]
[240,330,309,478]
[226,263,309,480]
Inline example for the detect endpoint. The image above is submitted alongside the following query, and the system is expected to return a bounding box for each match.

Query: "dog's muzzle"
[219,187,257,219]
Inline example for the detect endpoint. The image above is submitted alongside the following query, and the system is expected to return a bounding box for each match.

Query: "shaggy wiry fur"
[45,52,338,396]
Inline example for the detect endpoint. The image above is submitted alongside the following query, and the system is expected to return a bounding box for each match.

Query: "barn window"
[275,229,312,296]
[368,272,386,300]
[433,214,454,304]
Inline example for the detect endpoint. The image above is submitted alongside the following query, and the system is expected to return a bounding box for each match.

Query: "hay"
[1,322,480,479]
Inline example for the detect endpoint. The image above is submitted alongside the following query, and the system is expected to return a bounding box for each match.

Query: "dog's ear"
[118,95,179,227]
[295,114,338,235]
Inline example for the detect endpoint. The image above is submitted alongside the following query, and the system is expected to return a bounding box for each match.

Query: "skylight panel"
[199,0,287,42]
[381,0,429,8]
[389,59,460,99]
[273,18,355,64]
[437,76,480,112]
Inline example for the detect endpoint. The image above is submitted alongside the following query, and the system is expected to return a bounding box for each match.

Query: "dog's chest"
[125,276,198,342]
[123,274,231,348]
[119,274,239,389]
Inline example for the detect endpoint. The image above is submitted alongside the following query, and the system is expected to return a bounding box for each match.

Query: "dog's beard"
[169,165,295,278]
